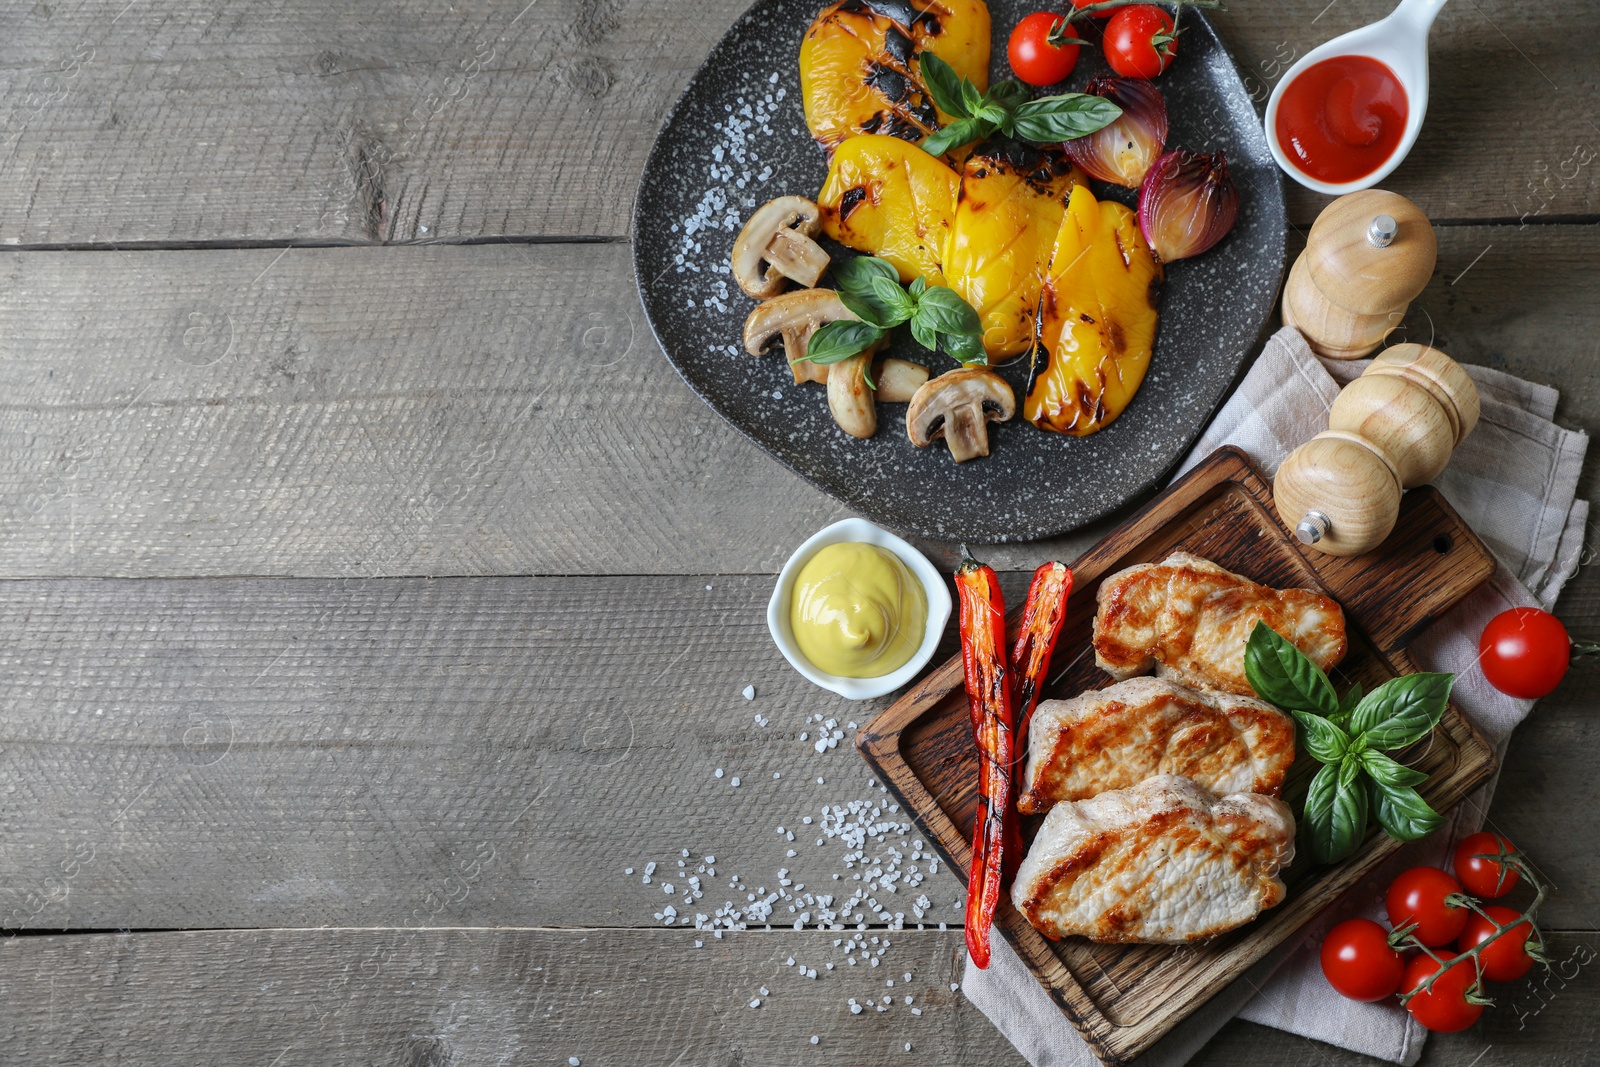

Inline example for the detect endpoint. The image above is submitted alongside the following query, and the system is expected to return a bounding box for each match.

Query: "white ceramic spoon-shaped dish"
[1266,0,1449,194]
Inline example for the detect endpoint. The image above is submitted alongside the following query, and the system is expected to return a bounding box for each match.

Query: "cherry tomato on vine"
[1457,906,1538,982]
[1319,918,1406,1001]
[1386,867,1469,946]
[1401,951,1485,1032]
[1103,5,1178,79]
[1009,12,1082,86]
[1479,607,1572,699]
[1453,831,1522,898]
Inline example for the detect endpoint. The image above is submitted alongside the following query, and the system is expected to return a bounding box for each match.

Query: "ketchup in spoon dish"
[1274,55,1409,186]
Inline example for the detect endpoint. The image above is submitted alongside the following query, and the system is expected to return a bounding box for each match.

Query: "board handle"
[1305,486,1495,654]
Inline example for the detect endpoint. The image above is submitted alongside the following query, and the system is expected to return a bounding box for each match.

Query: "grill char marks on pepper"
[800,0,990,156]
[1025,182,1162,437]
[943,137,1088,362]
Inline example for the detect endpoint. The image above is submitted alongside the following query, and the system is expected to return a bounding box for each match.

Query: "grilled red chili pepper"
[956,552,1015,970]
[1010,561,1074,757]
[1003,561,1073,878]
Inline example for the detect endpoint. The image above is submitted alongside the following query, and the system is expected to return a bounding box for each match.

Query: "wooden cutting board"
[857,446,1499,1065]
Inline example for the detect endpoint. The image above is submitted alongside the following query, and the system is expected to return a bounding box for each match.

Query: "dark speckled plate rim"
[631,4,1286,544]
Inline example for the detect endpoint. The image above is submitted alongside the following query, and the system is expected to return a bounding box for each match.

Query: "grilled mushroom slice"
[875,358,929,403]
[906,367,1016,462]
[744,289,862,385]
[732,197,830,299]
[828,352,876,438]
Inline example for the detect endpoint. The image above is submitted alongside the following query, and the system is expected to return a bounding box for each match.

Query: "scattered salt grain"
[750,998,762,1009]
[569,1059,581,1066]
[731,777,741,787]
[714,768,724,778]
[811,1036,820,1045]
[743,685,756,700]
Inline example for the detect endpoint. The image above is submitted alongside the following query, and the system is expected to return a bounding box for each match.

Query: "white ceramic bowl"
[767,518,951,701]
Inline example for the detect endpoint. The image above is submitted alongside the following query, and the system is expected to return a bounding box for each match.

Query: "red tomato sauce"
[1275,55,1408,184]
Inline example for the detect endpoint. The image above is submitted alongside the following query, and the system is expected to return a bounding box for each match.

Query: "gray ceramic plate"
[633,1,1285,543]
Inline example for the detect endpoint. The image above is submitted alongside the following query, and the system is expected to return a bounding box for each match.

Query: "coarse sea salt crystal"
[742,685,756,700]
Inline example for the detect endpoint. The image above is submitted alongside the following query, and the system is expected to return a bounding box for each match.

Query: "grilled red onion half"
[1137,150,1240,262]
[1061,77,1168,188]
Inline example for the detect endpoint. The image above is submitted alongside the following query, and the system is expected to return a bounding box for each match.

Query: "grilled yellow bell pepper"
[800,0,991,157]
[944,139,1087,363]
[1025,184,1163,436]
[817,134,961,286]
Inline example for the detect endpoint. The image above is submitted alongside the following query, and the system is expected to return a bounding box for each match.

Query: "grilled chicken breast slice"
[1094,552,1347,696]
[1012,775,1295,944]
[1017,677,1295,814]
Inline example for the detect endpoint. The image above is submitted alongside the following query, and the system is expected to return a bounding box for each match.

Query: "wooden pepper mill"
[1273,343,1480,557]
[1281,190,1437,359]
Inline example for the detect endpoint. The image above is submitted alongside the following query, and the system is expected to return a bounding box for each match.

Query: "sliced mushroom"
[875,358,929,403]
[732,197,830,299]
[744,289,859,385]
[828,352,876,438]
[906,367,1016,463]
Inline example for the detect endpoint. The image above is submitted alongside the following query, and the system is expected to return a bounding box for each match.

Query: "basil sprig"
[798,256,987,372]
[1244,622,1452,865]
[918,53,1122,157]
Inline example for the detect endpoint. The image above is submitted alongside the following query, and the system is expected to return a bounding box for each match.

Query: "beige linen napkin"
[963,326,1590,1066]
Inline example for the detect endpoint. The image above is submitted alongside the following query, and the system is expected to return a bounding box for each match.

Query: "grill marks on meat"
[1017,677,1295,813]
[1094,552,1347,696]
[1012,775,1295,944]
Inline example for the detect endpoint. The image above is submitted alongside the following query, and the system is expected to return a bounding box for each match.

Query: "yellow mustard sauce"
[790,542,927,678]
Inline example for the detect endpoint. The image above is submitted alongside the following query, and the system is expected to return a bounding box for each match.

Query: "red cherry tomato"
[1479,607,1571,699]
[1103,5,1177,79]
[1319,918,1406,1001]
[1452,831,1522,898]
[1386,867,1469,946]
[1401,951,1485,1032]
[1008,12,1082,86]
[1070,0,1118,18]
[1457,906,1538,983]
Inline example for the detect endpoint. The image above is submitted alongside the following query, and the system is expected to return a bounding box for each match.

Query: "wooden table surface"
[0,1,1594,1063]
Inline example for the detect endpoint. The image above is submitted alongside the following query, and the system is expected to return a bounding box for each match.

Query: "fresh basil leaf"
[1369,779,1445,842]
[917,53,968,119]
[1244,621,1339,717]
[975,103,1010,127]
[959,76,984,117]
[1292,710,1350,765]
[923,116,988,157]
[1303,760,1368,865]
[837,288,901,329]
[941,330,987,365]
[998,112,1016,139]
[1351,673,1454,751]
[1338,751,1364,790]
[866,273,916,325]
[985,79,1032,113]
[1011,94,1122,143]
[1361,750,1429,789]
[798,320,886,366]
[912,286,982,337]
[909,315,939,353]
[1339,682,1365,714]
[832,255,900,295]
[908,276,928,298]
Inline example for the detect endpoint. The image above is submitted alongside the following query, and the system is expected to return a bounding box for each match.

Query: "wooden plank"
[0,571,1589,933]
[0,0,1594,244]
[0,927,1023,1066]
[1,225,1594,581]
[0,926,1593,1065]
[0,572,968,931]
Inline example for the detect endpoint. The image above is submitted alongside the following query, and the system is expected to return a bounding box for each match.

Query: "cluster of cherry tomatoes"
[1007,1,1183,87]
[1320,832,1545,1033]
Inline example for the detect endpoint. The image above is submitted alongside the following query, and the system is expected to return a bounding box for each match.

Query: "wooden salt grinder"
[1273,343,1479,557]
[1281,189,1437,359]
